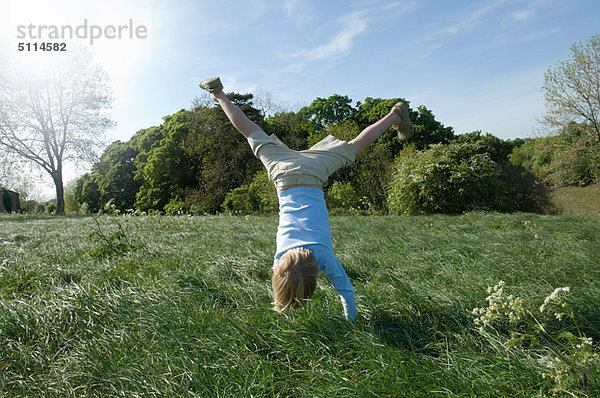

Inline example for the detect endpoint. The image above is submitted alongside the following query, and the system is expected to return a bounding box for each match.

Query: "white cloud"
[513,9,534,21]
[283,0,315,28]
[286,2,414,63]
[510,0,543,23]
[292,13,367,61]
[435,0,508,38]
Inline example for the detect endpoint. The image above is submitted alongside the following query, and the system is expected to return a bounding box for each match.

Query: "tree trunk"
[53,171,65,214]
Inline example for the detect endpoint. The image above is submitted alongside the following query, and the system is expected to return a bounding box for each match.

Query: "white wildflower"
[473,281,524,331]
[539,287,570,315]
[576,336,593,349]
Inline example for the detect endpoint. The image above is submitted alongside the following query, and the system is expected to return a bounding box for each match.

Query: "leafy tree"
[500,163,553,213]
[353,97,407,156]
[354,97,398,127]
[349,143,394,211]
[73,173,102,213]
[95,141,140,211]
[263,110,315,150]
[184,93,264,213]
[308,120,392,212]
[355,98,455,152]
[73,90,460,215]
[73,93,263,214]
[63,179,81,214]
[132,126,166,154]
[0,152,33,200]
[72,126,164,213]
[412,106,455,150]
[304,95,355,128]
[0,46,114,214]
[135,110,196,212]
[300,98,455,212]
[542,34,600,145]
[325,181,361,214]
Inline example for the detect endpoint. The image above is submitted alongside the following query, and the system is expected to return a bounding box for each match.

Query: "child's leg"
[213,91,262,138]
[348,110,402,156]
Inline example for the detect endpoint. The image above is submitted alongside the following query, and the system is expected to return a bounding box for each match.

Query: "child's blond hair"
[272,247,318,312]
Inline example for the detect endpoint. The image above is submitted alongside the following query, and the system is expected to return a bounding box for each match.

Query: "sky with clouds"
[1,0,599,194]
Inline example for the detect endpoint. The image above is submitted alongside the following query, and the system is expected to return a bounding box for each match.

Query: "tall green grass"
[1,213,599,397]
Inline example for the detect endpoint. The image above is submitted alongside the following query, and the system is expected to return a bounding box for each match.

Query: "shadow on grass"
[366,300,600,360]
[366,305,474,356]
[292,299,475,359]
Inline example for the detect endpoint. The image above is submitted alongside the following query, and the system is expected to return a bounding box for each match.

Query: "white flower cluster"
[575,336,593,350]
[472,280,524,332]
[539,286,570,320]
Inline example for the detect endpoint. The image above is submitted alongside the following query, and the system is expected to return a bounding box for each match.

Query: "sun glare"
[5,0,151,95]
[2,0,156,199]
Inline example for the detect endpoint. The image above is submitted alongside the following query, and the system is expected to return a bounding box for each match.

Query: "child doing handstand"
[200,77,413,320]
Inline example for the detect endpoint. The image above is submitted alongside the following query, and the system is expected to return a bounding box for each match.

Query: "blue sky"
[1,0,599,194]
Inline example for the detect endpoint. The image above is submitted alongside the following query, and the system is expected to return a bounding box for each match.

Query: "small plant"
[88,204,141,258]
[473,281,599,397]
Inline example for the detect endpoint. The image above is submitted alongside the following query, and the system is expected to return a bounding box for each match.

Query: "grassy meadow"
[0,212,599,397]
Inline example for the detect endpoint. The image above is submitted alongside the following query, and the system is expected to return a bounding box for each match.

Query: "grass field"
[1,213,599,397]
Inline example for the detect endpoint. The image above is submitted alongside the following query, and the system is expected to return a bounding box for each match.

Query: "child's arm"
[322,253,357,320]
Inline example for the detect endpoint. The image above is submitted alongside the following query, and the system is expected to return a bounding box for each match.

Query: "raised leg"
[212,91,262,138]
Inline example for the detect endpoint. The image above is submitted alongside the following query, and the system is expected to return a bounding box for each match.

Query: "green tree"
[221,169,277,215]
[0,152,33,200]
[72,126,164,213]
[184,93,263,213]
[94,141,140,210]
[355,98,454,153]
[353,97,407,156]
[308,120,392,212]
[64,179,81,214]
[73,173,102,213]
[135,110,197,212]
[325,181,361,214]
[412,106,455,150]
[301,98,454,212]
[263,110,315,150]
[542,34,600,145]
[304,95,355,128]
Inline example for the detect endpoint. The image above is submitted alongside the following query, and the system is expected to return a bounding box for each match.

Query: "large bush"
[455,131,519,163]
[325,181,360,214]
[221,170,278,215]
[388,143,508,215]
[510,127,600,187]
